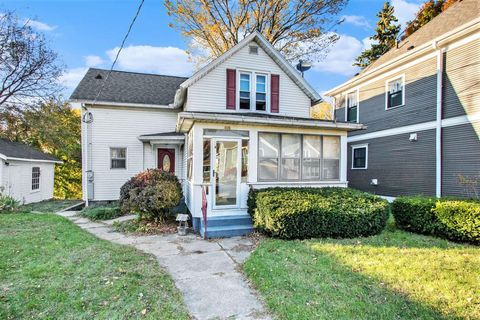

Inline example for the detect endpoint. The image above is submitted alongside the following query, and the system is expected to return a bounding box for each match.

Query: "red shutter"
[226,69,236,109]
[270,74,279,113]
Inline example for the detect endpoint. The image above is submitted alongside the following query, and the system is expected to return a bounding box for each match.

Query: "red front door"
[157,149,175,173]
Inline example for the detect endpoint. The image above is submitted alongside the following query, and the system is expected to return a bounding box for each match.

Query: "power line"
[91,0,145,107]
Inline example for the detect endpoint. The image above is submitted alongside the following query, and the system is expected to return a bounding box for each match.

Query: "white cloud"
[106,45,194,76]
[84,55,104,67]
[25,19,57,32]
[392,0,422,28]
[60,67,88,90]
[312,34,364,76]
[342,15,371,29]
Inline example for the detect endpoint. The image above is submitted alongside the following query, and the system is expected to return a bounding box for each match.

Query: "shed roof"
[0,139,60,163]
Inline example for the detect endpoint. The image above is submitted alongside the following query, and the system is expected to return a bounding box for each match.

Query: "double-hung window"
[352,144,368,169]
[32,167,40,191]
[110,148,126,169]
[255,74,267,111]
[239,73,251,110]
[258,133,340,181]
[386,76,404,109]
[346,91,358,123]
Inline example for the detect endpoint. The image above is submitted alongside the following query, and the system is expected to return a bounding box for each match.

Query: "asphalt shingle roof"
[0,139,59,162]
[70,68,189,106]
[361,0,478,75]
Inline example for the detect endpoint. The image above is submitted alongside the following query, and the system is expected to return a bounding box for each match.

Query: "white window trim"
[31,166,40,192]
[351,143,368,170]
[345,89,360,123]
[385,74,406,110]
[236,70,270,113]
[110,147,127,170]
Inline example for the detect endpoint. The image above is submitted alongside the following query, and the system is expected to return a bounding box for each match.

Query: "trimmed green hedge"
[248,187,389,239]
[392,196,480,244]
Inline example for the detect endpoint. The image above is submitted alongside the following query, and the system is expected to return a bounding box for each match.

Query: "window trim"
[351,143,368,170]
[257,132,341,182]
[110,147,127,170]
[236,70,270,112]
[31,166,40,192]
[385,74,406,110]
[345,89,359,123]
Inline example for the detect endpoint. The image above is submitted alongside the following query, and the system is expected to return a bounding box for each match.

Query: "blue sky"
[3,0,423,99]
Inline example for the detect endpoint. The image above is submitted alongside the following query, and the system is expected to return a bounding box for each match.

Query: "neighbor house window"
[110,148,126,169]
[346,91,358,123]
[239,73,251,110]
[352,144,368,169]
[258,133,340,181]
[386,76,404,109]
[256,74,267,111]
[32,167,40,191]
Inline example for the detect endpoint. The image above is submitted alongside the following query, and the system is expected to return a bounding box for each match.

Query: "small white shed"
[0,139,62,204]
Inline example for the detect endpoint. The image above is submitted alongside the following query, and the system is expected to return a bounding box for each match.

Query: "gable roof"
[179,31,321,102]
[0,139,61,163]
[325,0,479,96]
[70,68,188,107]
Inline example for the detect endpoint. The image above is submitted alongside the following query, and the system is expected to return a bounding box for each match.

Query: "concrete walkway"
[57,211,271,320]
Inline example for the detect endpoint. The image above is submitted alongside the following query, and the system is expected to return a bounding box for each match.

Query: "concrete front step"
[200,215,254,238]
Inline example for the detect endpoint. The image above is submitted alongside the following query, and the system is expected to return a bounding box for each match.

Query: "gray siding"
[443,39,480,119]
[347,129,436,196]
[442,122,480,198]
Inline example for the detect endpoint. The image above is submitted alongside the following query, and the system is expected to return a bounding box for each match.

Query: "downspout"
[433,41,444,198]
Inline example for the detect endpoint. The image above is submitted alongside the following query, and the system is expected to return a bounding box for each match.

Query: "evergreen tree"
[354,2,400,68]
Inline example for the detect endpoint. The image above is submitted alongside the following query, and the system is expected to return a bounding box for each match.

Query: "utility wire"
[91,0,145,107]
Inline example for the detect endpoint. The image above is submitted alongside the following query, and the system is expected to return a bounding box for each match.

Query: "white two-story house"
[70,31,362,238]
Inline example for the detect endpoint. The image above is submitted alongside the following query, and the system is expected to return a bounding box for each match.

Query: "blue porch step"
[200,215,254,238]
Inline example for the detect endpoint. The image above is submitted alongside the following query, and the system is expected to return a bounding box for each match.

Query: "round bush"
[248,187,389,239]
[119,169,182,222]
[391,196,438,234]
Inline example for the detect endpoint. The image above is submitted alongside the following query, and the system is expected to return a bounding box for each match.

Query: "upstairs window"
[239,73,251,110]
[32,167,40,191]
[256,74,267,111]
[346,91,358,123]
[386,76,404,109]
[110,147,126,169]
[352,144,368,169]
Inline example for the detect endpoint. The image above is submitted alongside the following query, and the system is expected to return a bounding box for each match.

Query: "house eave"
[1,155,62,164]
[176,112,365,133]
[70,99,174,110]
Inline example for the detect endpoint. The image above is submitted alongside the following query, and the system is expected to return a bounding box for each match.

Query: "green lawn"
[244,229,480,320]
[0,213,189,320]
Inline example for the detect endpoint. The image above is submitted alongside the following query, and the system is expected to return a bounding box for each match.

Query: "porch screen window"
[347,91,358,122]
[187,131,193,180]
[258,133,340,181]
[387,77,404,109]
[241,140,248,182]
[256,75,266,111]
[32,167,40,190]
[203,139,211,183]
[258,133,279,180]
[110,148,126,169]
[239,73,251,110]
[352,146,367,169]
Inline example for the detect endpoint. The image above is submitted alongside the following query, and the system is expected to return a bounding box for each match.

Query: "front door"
[157,149,175,173]
[213,139,241,208]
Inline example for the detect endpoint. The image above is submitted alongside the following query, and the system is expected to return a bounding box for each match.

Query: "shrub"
[392,196,480,244]
[248,187,389,239]
[81,204,122,221]
[119,169,182,222]
[0,192,20,213]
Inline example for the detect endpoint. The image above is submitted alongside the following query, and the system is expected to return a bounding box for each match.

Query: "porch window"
[346,91,358,123]
[110,148,126,169]
[241,140,248,182]
[203,139,211,182]
[386,76,404,109]
[256,74,267,111]
[258,133,341,182]
[187,131,193,180]
[239,73,251,110]
[32,167,40,190]
[258,133,280,180]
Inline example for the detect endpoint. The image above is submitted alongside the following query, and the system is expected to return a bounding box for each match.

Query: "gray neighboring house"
[325,0,479,198]
[0,139,62,204]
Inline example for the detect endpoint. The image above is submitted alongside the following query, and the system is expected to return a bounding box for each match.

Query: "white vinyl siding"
[184,39,311,118]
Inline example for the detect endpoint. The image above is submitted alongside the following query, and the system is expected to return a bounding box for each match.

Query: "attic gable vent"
[95,74,103,80]
[249,46,258,55]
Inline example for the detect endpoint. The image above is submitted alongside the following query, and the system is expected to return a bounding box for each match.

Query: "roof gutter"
[1,156,63,164]
[70,99,173,110]
[325,17,480,96]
